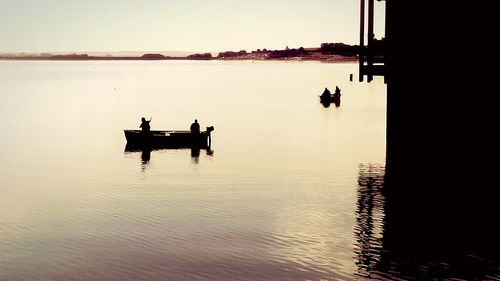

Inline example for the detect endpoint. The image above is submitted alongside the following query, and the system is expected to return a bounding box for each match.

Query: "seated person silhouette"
[334,86,341,96]
[321,87,331,98]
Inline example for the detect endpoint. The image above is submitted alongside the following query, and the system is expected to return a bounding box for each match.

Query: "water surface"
[1,60,460,280]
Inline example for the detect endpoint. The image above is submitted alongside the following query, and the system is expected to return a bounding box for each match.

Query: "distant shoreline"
[0,54,358,63]
[0,43,360,63]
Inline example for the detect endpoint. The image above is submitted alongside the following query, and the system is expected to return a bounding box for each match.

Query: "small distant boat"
[320,93,341,104]
[124,126,214,149]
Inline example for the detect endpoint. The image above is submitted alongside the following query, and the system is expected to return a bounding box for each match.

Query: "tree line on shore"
[0,40,384,61]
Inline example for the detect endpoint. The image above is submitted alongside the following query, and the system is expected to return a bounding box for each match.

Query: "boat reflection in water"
[355,162,500,280]
[189,144,214,164]
[124,142,214,171]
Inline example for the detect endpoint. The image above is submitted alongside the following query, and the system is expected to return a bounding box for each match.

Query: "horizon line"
[0,42,357,55]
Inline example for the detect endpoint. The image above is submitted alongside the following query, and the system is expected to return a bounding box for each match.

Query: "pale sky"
[0,0,385,53]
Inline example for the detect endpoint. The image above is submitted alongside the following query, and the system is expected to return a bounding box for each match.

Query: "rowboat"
[319,93,341,104]
[124,126,214,149]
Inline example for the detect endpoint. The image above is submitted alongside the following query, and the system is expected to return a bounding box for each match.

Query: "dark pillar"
[367,0,374,82]
[381,1,499,273]
[359,0,365,82]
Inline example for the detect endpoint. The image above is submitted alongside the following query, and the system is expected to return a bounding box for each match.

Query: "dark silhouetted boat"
[319,93,341,108]
[320,93,341,104]
[124,126,214,150]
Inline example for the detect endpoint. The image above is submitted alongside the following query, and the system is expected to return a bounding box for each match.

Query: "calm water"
[1,60,494,280]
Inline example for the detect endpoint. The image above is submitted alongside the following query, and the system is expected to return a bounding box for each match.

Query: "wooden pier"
[359,0,385,82]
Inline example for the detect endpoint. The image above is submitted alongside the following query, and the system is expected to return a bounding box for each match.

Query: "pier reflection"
[355,161,500,279]
[355,163,385,277]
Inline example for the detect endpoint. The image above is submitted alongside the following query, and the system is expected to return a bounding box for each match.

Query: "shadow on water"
[124,143,214,170]
[355,162,500,280]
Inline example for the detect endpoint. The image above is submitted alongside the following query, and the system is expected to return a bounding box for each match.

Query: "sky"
[0,0,385,53]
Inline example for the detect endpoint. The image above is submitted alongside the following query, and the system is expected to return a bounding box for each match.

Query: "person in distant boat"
[334,86,341,96]
[140,117,152,133]
[321,87,331,98]
[190,119,200,135]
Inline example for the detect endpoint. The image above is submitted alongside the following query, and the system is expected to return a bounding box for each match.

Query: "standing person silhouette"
[190,119,200,135]
[140,117,152,134]
[190,119,201,148]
